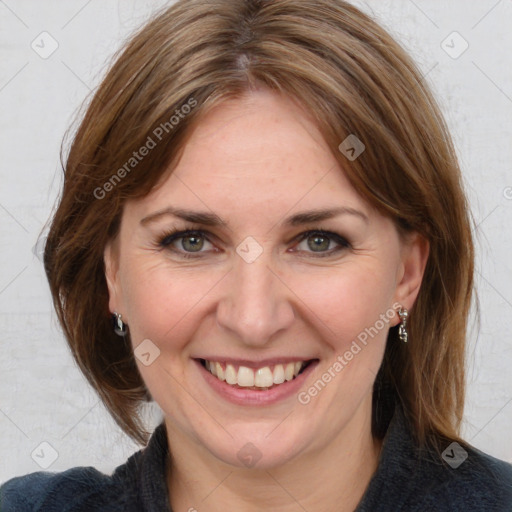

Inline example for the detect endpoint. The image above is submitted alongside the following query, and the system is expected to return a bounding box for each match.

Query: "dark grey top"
[1,405,511,511]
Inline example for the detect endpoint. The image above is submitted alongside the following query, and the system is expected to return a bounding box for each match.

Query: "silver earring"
[113,312,128,337]
[398,307,409,343]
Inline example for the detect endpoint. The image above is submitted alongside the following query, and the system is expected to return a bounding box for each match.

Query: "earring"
[113,312,128,337]
[398,307,409,343]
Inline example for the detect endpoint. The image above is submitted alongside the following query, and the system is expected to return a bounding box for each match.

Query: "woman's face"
[105,88,427,469]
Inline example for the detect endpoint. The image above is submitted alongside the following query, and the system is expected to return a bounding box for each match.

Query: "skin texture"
[104,87,429,511]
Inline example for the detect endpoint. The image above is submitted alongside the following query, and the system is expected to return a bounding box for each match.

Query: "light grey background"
[1,0,511,482]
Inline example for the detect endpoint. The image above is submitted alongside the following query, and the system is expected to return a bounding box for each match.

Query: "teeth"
[273,364,285,384]
[215,362,225,381]
[225,364,237,385]
[203,359,308,389]
[284,363,295,381]
[254,367,273,387]
[238,366,254,387]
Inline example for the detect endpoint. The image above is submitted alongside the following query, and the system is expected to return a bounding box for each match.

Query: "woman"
[1,0,511,510]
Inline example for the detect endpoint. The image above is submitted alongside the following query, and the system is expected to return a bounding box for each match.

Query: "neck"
[166,396,382,512]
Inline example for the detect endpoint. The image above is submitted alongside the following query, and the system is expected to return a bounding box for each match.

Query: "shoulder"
[0,456,144,512]
[0,423,170,511]
[416,442,512,510]
[0,466,122,511]
[359,405,512,511]
[370,442,512,511]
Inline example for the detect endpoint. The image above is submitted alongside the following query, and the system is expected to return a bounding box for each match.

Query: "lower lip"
[194,359,319,406]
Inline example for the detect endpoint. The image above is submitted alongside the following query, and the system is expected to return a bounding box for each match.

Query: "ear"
[391,231,429,325]
[104,238,123,316]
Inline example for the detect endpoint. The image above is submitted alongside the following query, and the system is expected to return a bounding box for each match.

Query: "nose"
[215,248,295,347]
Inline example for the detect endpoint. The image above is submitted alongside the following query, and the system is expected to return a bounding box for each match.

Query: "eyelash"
[156,227,351,259]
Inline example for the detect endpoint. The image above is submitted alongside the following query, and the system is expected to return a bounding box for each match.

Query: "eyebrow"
[140,205,369,228]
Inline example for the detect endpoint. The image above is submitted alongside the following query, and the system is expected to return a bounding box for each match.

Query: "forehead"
[128,89,371,224]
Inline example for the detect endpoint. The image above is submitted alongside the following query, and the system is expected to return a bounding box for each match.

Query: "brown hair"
[45,0,474,449]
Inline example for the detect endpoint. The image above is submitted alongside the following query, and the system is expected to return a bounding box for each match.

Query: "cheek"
[119,259,217,347]
[292,261,396,350]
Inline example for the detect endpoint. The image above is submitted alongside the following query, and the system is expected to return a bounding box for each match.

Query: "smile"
[199,358,316,390]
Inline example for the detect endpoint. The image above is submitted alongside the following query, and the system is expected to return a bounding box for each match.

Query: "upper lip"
[195,356,317,369]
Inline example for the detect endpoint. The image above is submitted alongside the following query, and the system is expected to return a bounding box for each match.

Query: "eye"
[158,229,215,258]
[156,227,351,259]
[292,229,351,257]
